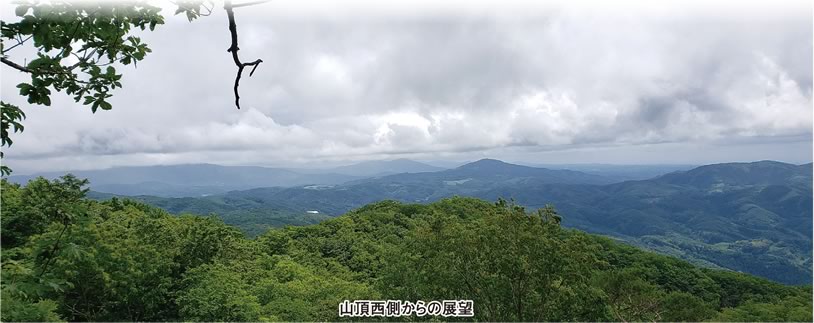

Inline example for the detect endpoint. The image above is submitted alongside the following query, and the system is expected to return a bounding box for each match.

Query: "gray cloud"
[1,1,811,173]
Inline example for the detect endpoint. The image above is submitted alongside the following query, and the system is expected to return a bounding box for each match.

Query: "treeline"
[1,175,810,321]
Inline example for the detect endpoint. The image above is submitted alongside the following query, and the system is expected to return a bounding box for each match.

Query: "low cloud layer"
[1,1,811,173]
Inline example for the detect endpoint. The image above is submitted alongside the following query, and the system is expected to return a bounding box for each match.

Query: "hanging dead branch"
[223,0,269,109]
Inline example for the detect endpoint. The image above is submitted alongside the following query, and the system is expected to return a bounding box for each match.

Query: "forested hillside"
[103,160,813,284]
[1,176,811,322]
[480,161,813,284]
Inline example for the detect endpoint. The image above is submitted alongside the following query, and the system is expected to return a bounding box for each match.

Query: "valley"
[79,159,812,285]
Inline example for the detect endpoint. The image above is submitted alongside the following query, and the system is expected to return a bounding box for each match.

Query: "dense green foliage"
[1,176,810,322]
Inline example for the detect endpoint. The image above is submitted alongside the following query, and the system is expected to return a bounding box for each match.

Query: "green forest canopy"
[1,175,811,322]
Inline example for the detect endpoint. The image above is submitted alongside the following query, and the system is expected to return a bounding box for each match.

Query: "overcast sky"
[1,0,812,174]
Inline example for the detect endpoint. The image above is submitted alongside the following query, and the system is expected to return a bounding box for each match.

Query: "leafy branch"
[0,0,270,175]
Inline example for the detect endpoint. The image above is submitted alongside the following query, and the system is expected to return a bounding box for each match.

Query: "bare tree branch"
[1,57,33,73]
[232,0,271,8]
[200,0,215,16]
[224,0,265,109]
[1,35,33,54]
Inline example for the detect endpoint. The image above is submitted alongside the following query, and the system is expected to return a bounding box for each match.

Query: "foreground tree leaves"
[1,2,171,173]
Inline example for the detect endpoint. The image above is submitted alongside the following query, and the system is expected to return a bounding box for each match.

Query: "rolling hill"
[476,162,813,284]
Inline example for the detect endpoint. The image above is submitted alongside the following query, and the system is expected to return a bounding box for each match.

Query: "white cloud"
[1,0,811,173]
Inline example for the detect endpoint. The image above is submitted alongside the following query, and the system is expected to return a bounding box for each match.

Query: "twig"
[37,221,69,278]
[1,57,33,72]
[224,0,265,109]
[1,35,32,54]
[200,0,215,16]
[232,0,271,8]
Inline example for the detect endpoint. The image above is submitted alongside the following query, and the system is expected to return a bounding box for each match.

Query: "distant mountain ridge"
[349,158,614,186]
[325,158,445,176]
[89,159,813,285]
[655,160,812,188]
[8,163,360,197]
[8,159,449,197]
[13,158,610,197]
[531,163,698,181]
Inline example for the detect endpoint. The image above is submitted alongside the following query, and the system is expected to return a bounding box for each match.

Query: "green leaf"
[16,83,32,95]
[99,101,112,110]
[18,16,35,34]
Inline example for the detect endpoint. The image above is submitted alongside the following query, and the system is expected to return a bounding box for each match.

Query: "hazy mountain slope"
[286,159,446,177]
[10,164,360,197]
[532,163,697,181]
[654,161,811,187]
[326,158,446,176]
[349,158,615,185]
